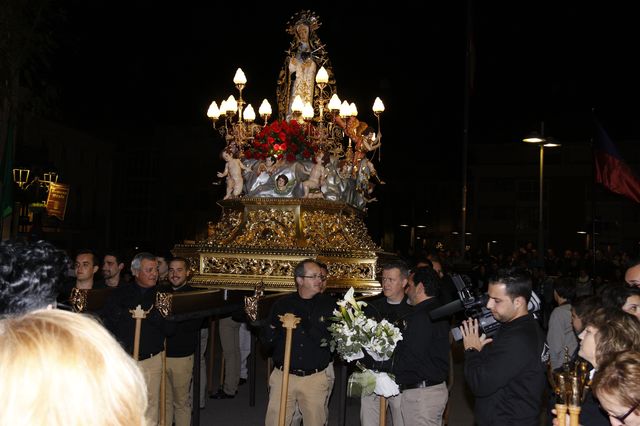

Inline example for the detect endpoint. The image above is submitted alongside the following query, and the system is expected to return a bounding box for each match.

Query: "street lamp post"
[523,123,560,263]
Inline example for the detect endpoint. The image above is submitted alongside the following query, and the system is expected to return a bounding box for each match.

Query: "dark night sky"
[47,1,640,179]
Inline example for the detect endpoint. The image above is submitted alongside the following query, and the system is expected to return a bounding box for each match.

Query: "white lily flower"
[343,287,360,311]
[373,372,400,397]
[343,349,364,362]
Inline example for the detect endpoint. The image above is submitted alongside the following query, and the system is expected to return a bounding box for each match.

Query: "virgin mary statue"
[276,10,335,122]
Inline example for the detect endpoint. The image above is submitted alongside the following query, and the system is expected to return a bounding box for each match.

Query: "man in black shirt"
[102,250,126,288]
[392,267,450,426]
[361,260,413,426]
[460,267,547,426]
[263,259,335,426]
[101,252,174,425]
[164,257,202,426]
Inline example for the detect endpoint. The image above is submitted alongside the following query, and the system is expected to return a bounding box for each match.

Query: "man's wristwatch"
[465,347,478,353]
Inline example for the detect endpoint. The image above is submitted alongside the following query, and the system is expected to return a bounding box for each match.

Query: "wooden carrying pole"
[208,318,216,395]
[219,355,226,389]
[129,304,152,361]
[278,313,301,426]
[379,396,386,426]
[160,341,167,426]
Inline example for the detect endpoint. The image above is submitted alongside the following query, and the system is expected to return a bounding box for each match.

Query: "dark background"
[5,1,640,255]
[52,2,640,140]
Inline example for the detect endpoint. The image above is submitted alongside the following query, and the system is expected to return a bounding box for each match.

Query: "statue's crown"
[286,10,322,34]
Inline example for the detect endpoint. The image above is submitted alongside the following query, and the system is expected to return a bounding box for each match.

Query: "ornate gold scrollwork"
[69,288,88,312]
[174,198,382,291]
[244,281,265,322]
[207,210,243,244]
[155,292,173,317]
[202,256,296,276]
[231,208,297,247]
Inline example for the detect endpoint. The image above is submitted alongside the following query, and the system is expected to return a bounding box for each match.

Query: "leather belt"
[399,380,444,391]
[276,364,327,377]
[138,352,161,361]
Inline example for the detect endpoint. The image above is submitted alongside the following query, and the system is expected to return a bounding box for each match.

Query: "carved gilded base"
[173,198,381,292]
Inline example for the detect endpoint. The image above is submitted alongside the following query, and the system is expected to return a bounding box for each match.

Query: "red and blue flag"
[594,120,640,203]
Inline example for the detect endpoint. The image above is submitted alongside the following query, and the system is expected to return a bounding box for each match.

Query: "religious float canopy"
[173,10,387,292]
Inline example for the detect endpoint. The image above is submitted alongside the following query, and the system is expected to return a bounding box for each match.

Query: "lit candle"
[302,102,314,119]
[315,66,329,84]
[259,99,272,117]
[291,95,304,113]
[207,101,220,119]
[243,104,256,122]
[339,100,350,118]
[233,68,247,85]
[328,94,341,111]
[372,97,385,113]
[226,95,237,113]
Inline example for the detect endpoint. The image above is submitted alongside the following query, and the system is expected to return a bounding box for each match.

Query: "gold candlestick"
[555,404,568,426]
[568,405,581,426]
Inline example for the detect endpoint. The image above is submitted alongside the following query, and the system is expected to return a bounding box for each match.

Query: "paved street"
[197,341,476,426]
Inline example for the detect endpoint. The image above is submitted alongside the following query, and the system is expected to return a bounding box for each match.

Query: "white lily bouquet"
[327,287,403,397]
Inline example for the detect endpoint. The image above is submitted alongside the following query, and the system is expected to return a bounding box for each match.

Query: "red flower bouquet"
[243,120,315,162]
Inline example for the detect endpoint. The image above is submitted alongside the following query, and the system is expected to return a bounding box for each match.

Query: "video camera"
[430,273,541,341]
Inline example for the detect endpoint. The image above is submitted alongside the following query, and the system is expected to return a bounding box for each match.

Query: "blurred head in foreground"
[0,309,148,426]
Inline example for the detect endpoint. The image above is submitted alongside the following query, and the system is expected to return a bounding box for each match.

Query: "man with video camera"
[460,267,547,426]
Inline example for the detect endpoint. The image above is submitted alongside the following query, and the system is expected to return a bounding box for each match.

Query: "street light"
[522,122,560,262]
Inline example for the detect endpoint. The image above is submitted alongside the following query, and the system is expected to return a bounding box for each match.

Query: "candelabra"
[207,66,385,187]
[206,68,272,155]
[291,65,385,163]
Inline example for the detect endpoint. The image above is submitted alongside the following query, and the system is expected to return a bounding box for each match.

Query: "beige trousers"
[165,354,194,426]
[400,382,448,426]
[138,352,163,425]
[361,392,404,426]
[219,317,241,395]
[265,367,331,426]
[291,361,335,426]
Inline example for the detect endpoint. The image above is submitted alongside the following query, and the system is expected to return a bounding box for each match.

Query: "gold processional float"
[68,8,391,336]
[68,10,390,425]
[172,9,390,303]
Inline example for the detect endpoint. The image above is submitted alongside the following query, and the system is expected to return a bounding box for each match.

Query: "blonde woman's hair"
[0,309,148,426]
[588,308,640,366]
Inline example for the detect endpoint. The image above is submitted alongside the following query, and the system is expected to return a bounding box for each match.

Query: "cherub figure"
[334,115,384,183]
[303,151,327,198]
[257,155,279,176]
[217,150,250,199]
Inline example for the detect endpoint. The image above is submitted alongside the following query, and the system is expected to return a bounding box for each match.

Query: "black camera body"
[431,274,540,341]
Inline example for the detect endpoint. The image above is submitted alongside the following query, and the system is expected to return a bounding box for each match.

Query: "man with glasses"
[263,259,336,426]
